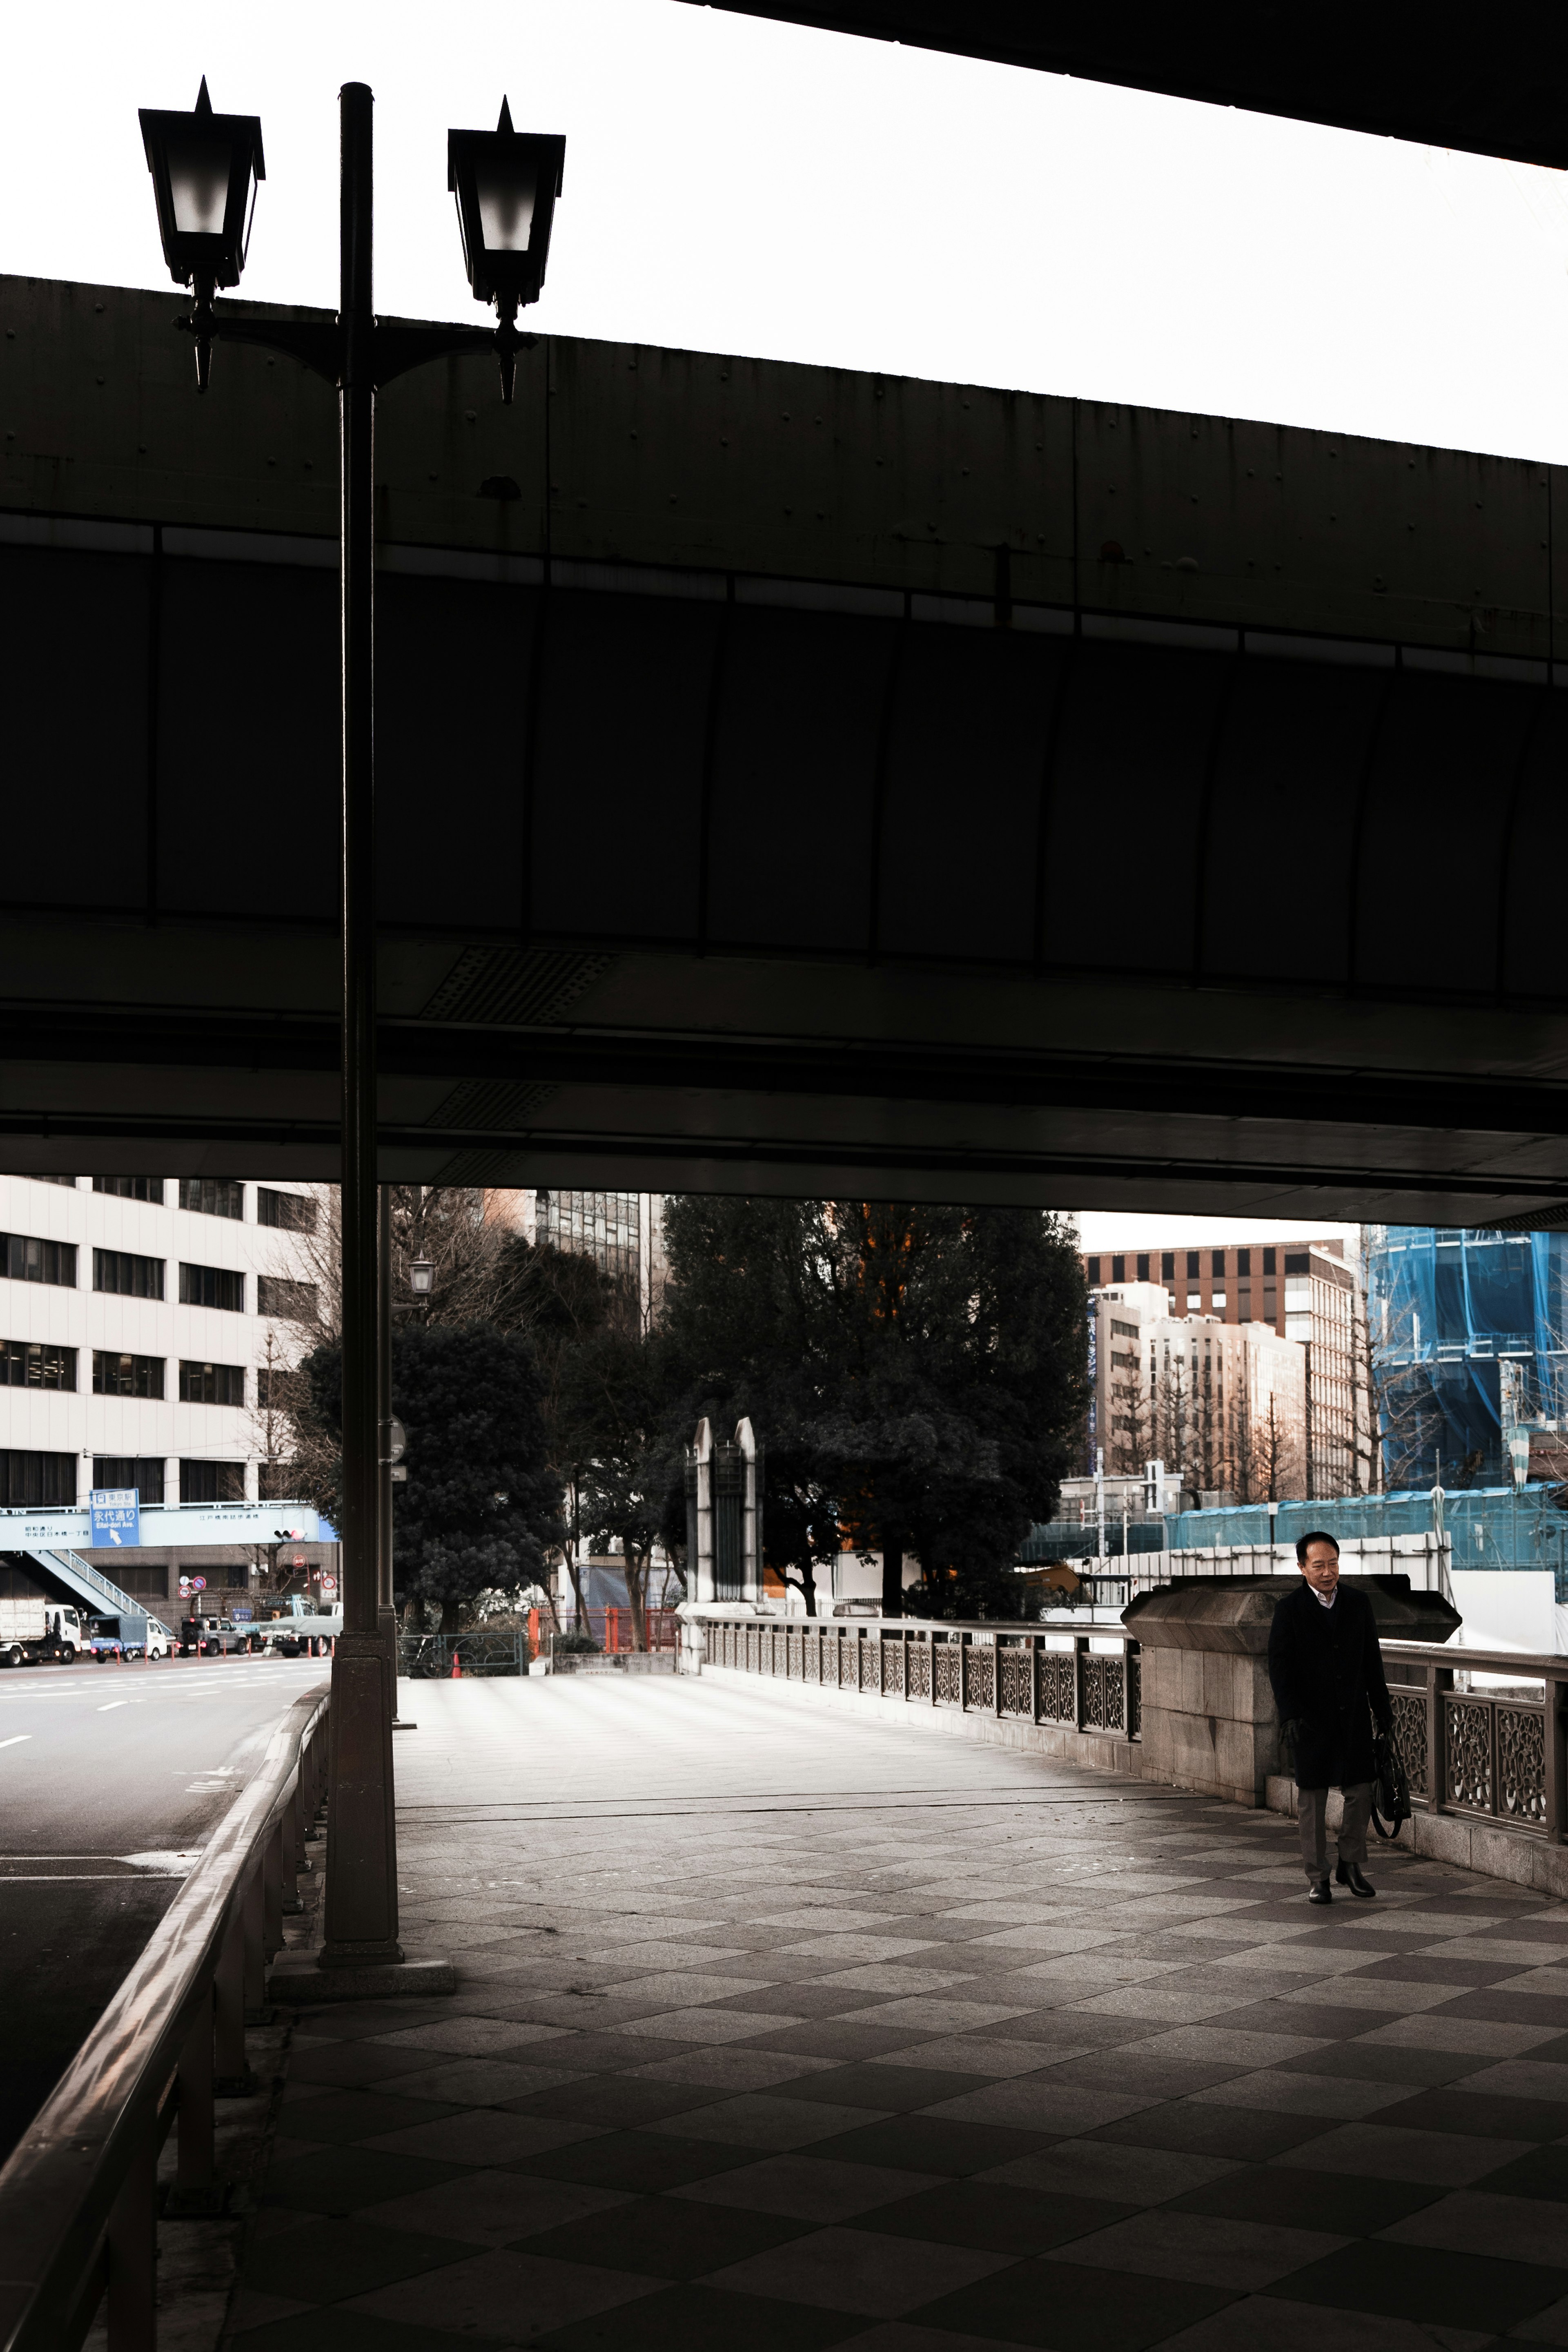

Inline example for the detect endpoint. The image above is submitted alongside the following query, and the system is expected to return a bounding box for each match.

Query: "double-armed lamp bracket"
[175,290,535,402]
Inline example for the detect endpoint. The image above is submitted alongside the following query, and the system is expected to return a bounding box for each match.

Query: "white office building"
[0,1174,324,1598]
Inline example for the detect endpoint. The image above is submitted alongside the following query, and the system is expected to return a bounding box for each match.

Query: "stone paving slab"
[224,1674,1568,2349]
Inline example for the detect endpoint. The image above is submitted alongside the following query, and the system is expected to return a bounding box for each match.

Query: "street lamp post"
[140,79,564,1977]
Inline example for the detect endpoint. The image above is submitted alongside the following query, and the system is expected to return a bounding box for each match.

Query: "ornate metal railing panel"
[998,1644,1033,1718]
[1039,1650,1077,1725]
[964,1646,994,1710]
[1445,1697,1492,1811]
[934,1642,962,1706]
[1389,1690,1428,1801]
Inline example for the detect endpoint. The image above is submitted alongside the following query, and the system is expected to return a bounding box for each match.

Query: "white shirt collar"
[1313,1585,1338,1607]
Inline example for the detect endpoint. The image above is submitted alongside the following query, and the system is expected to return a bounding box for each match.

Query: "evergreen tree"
[302,1322,562,1634]
[659,1198,1088,1616]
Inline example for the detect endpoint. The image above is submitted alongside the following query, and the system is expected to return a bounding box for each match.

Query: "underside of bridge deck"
[694,4,1568,173]
[4,276,1566,1222]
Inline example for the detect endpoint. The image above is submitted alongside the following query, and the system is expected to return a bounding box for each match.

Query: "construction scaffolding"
[1365,1227,1568,1488]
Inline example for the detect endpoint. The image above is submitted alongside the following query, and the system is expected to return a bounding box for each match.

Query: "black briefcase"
[1372,1730,1412,1840]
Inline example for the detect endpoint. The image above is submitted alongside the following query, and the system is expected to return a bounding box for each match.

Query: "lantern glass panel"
[167,132,235,235]
[476,157,537,254]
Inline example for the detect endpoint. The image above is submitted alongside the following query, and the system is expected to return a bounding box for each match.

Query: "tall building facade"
[1087,1278,1309,1504]
[0,1173,327,1598]
[485,1188,667,1320]
[1366,1225,1568,1488]
[1082,1237,1365,1498]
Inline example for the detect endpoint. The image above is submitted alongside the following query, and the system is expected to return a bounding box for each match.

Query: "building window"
[93,1351,165,1399]
[179,1263,244,1311]
[178,1179,245,1220]
[179,1360,245,1406]
[1187,1291,1201,1311]
[256,1276,318,1323]
[1136,1252,1149,1281]
[117,1564,169,1599]
[0,1340,76,1390]
[2,1234,77,1287]
[32,1176,77,1188]
[1212,1289,1227,1312]
[1085,1257,1100,1284]
[1161,1252,1174,1281]
[256,1188,317,1232]
[1237,1249,1251,1275]
[93,1178,165,1203]
[1212,1250,1226,1276]
[1263,1247,1276,1275]
[94,1248,164,1299]
[93,1456,166,1505]
[1284,1253,1310,1276]
[0,1450,75,1506]
[181,1460,245,1503]
[1111,1255,1126,1282]
[117,1561,169,1599]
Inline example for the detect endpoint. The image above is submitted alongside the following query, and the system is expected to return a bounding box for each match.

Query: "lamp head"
[140,77,265,293]
[448,98,565,319]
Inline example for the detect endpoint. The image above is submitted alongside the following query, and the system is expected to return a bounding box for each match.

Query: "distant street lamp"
[409,1257,435,1299]
[140,77,564,1979]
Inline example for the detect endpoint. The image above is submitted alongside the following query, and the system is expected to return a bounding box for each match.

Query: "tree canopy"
[303,1320,562,1634]
[659,1198,1089,1615]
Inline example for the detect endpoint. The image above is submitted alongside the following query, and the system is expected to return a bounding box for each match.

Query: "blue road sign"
[89,1488,141,1547]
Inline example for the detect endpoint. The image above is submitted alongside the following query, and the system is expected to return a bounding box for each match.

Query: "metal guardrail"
[1383,1641,1568,1841]
[701,1614,1141,1742]
[399,1631,526,1678]
[0,1684,330,2351]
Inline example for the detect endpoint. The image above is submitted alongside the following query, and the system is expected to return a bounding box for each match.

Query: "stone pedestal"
[1122,1576,1461,1808]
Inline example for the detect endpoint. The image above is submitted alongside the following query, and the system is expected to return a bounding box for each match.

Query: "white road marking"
[97,1702,127,1712]
[0,1736,32,1749]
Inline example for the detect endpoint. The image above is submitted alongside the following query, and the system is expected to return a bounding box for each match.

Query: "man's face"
[1300,1540,1340,1596]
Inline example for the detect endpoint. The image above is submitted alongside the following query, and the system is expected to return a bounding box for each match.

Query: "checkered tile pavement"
[225,1675,1568,2350]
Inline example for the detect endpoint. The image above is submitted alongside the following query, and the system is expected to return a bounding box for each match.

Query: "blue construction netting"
[1163,1486,1568,1581]
[1022,1486,1568,1592]
[1366,1226,1568,1487]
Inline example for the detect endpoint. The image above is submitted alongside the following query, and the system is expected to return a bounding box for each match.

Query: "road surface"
[0,1650,328,2160]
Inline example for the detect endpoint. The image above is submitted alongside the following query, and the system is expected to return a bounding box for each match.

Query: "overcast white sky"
[7,0,1568,463]
[1071,1214,1362,1256]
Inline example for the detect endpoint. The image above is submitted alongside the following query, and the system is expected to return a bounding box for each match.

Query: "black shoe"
[1336,1862,1376,1898]
[1307,1879,1332,1905]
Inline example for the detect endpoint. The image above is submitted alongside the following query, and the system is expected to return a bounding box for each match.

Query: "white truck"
[0,1593,84,1666]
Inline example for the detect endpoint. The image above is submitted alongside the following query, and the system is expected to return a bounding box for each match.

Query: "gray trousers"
[1298,1781,1374,1882]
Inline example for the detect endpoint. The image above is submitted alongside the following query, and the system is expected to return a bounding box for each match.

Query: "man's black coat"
[1267,1579,1393,1790]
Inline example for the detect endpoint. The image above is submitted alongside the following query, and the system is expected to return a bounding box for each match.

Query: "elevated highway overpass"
[3,273,1567,1223]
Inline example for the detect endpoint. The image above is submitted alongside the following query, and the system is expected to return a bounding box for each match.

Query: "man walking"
[1267,1530,1393,1904]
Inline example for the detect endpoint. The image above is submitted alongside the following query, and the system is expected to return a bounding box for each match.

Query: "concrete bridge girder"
[2,275,1568,1223]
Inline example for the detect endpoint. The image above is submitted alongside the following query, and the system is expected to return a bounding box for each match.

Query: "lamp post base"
[269,1954,457,2005]
[321,1628,401,1963]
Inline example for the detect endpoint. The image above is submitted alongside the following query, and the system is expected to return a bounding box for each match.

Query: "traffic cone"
[450,1648,461,1678]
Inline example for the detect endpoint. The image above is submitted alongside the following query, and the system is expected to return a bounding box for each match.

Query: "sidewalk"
[228,1675,1568,2350]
